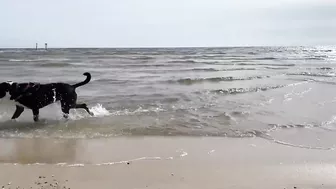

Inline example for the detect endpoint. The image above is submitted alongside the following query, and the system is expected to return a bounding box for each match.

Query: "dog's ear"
[0,82,11,91]
[0,82,11,98]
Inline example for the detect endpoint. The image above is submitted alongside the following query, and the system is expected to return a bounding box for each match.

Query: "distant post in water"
[45,43,48,50]
[36,43,38,50]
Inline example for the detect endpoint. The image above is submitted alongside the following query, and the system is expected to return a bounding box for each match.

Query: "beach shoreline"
[0,136,335,189]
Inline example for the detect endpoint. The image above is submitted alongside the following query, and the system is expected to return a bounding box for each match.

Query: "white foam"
[96,157,162,166]
[9,58,70,62]
[176,149,188,157]
[111,106,165,116]
[321,116,336,131]
[67,164,85,167]
[261,133,335,151]
[180,151,188,157]
[4,154,186,167]
[208,150,215,154]
[9,59,36,62]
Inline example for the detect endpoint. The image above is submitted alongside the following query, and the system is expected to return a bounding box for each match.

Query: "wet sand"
[0,137,336,189]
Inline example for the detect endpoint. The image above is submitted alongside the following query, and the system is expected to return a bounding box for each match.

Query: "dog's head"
[0,81,13,98]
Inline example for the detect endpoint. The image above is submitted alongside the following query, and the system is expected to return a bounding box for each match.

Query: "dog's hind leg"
[32,109,39,122]
[11,105,24,120]
[61,106,70,119]
[60,100,71,119]
[75,103,94,116]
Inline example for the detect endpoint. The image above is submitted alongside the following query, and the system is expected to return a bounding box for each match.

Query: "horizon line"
[0,44,335,49]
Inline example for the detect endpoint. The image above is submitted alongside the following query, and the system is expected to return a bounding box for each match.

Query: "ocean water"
[0,46,336,146]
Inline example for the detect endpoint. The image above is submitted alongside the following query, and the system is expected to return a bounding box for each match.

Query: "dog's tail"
[72,72,91,89]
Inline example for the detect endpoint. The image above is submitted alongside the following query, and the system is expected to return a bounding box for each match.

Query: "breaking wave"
[209,85,285,95]
[191,68,256,72]
[34,63,74,68]
[169,75,270,85]
[287,72,336,78]
[236,63,295,67]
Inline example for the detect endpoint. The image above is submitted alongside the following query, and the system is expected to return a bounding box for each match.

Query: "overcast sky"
[0,0,335,48]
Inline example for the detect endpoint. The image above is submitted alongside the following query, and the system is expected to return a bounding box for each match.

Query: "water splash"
[89,104,110,117]
[68,103,110,120]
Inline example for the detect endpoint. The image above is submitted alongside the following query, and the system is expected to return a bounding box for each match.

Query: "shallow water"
[0,46,336,145]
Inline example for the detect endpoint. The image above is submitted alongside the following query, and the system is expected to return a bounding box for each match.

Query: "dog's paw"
[10,119,18,122]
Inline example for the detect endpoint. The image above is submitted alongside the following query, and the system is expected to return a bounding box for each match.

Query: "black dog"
[0,72,94,122]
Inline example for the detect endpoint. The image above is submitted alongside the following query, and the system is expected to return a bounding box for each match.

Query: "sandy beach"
[0,137,335,189]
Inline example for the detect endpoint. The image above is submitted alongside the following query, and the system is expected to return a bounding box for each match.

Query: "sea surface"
[0,46,336,149]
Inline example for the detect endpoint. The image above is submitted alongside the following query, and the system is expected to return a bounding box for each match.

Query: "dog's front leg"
[32,109,39,122]
[11,105,24,120]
